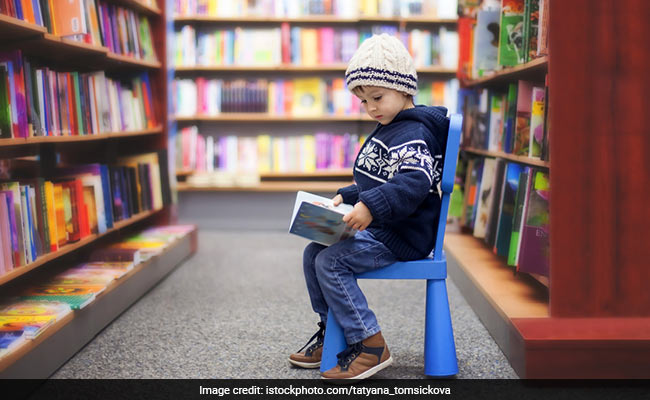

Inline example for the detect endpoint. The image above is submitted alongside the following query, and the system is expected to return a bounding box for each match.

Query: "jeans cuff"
[346,325,381,345]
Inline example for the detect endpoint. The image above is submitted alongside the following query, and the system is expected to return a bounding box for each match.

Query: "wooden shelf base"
[444,232,650,378]
[0,226,198,378]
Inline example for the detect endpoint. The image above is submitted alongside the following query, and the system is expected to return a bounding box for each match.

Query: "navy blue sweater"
[337,105,449,261]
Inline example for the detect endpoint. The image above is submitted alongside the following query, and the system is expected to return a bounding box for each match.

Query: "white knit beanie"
[345,33,418,96]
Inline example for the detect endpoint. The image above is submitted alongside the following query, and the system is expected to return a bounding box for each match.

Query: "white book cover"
[289,191,356,246]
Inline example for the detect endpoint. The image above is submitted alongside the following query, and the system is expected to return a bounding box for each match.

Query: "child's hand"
[343,201,373,231]
[332,194,343,206]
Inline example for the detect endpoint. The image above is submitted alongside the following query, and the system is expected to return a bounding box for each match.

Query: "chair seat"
[356,251,446,280]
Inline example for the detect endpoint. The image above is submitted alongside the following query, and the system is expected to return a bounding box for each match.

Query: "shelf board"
[445,232,650,378]
[0,209,162,287]
[462,147,550,168]
[107,0,162,16]
[173,114,374,122]
[463,56,548,87]
[176,169,353,179]
[0,227,197,377]
[0,127,163,147]
[173,15,457,24]
[173,64,455,74]
[106,52,162,69]
[176,181,351,192]
[0,14,47,40]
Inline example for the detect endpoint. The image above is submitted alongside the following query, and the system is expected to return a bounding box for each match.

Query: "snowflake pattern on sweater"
[356,137,442,187]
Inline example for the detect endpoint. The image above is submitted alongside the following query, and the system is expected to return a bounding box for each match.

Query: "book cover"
[502,82,518,153]
[0,192,14,270]
[487,91,505,152]
[89,247,141,265]
[0,299,71,318]
[494,162,523,257]
[0,330,25,351]
[507,167,531,266]
[473,158,497,239]
[498,0,526,67]
[517,169,550,276]
[0,314,56,339]
[48,267,117,286]
[513,80,534,156]
[292,78,323,117]
[472,9,500,78]
[19,294,94,310]
[484,159,506,248]
[288,191,356,246]
[23,284,105,296]
[529,85,545,158]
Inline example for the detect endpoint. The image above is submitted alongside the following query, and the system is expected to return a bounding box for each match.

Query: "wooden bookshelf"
[447,0,650,378]
[0,127,163,148]
[461,147,550,168]
[173,114,375,122]
[173,15,457,24]
[177,181,352,192]
[0,227,197,378]
[0,14,47,39]
[463,56,548,87]
[177,169,352,179]
[0,209,162,286]
[0,0,176,379]
[174,64,456,74]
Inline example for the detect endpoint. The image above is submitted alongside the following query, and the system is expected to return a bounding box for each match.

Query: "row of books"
[94,1,157,61]
[458,0,549,81]
[0,153,164,274]
[0,224,195,359]
[0,0,158,64]
[458,156,549,277]
[459,77,549,160]
[0,51,157,139]
[174,23,458,69]
[176,126,365,174]
[173,0,457,19]
[172,77,457,117]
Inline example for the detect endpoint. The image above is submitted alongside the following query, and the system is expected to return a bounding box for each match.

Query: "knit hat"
[345,33,418,96]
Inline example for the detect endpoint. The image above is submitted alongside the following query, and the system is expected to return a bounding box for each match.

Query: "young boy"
[289,33,450,381]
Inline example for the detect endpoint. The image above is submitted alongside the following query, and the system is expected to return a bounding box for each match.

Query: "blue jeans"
[302,230,398,344]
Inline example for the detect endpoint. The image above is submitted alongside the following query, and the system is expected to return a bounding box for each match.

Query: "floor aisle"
[52,230,517,379]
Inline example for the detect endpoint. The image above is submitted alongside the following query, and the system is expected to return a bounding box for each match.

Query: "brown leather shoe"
[289,322,325,369]
[321,332,392,381]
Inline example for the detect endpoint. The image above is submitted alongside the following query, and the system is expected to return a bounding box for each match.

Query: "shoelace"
[297,321,325,353]
[336,342,363,368]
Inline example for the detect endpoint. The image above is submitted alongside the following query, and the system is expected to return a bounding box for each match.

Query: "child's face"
[353,86,414,125]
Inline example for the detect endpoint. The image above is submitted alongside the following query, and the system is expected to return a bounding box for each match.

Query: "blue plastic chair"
[319,113,463,377]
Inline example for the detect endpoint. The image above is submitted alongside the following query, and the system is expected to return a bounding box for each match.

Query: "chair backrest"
[433,113,463,261]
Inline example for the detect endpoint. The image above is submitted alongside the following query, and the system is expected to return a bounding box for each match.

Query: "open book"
[289,191,357,246]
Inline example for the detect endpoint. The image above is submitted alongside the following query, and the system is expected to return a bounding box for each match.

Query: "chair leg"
[424,278,458,376]
[320,309,347,373]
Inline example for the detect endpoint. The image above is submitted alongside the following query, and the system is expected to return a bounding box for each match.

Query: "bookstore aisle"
[51,230,516,379]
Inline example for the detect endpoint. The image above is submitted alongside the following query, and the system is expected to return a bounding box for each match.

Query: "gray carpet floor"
[51,230,517,379]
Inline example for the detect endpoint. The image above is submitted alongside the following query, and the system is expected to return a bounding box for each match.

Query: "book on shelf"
[497,0,525,67]
[0,314,57,339]
[289,191,356,246]
[472,157,497,239]
[507,166,531,266]
[522,0,540,63]
[472,8,500,79]
[517,169,549,276]
[529,85,545,158]
[512,80,533,156]
[493,161,522,258]
[89,246,141,265]
[483,158,506,248]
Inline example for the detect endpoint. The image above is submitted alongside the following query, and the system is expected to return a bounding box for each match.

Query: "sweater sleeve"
[358,129,441,223]
[337,184,359,205]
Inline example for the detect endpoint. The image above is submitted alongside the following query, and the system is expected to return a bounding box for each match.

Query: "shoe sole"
[288,358,321,369]
[321,355,393,383]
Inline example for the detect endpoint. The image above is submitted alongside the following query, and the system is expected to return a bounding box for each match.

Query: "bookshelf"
[444,0,650,378]
[0,0,196,378]
[170,10,459,192]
